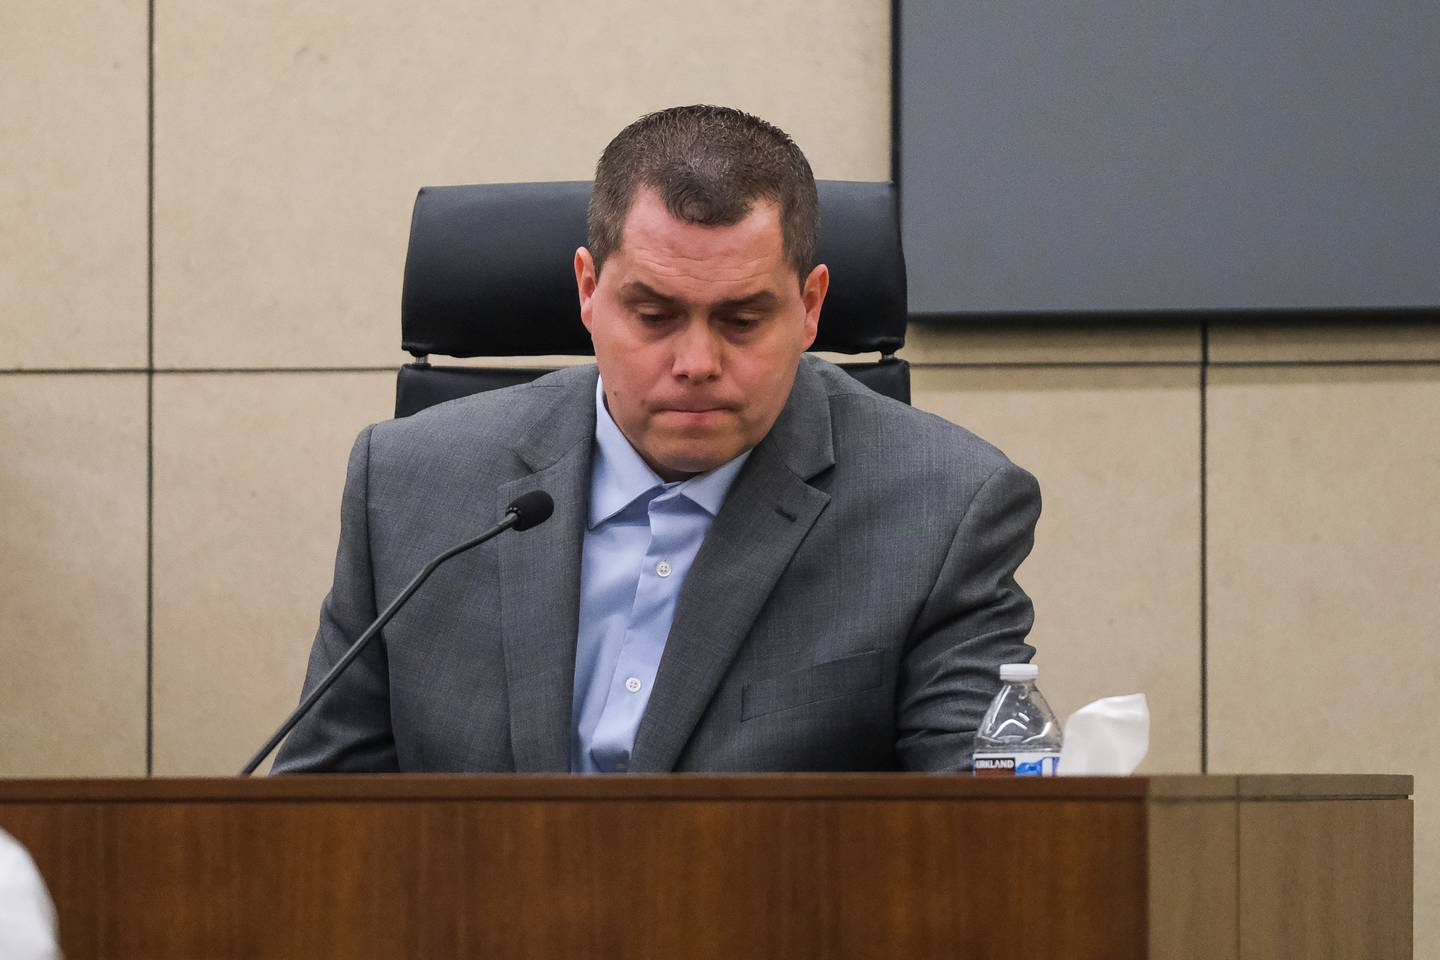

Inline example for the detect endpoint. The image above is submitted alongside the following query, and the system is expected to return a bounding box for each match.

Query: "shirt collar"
[589,376,751,528]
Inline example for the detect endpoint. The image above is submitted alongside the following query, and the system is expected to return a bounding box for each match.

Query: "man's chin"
[649,442,744,481]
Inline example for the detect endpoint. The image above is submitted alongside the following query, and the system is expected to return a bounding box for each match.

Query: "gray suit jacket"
[273,355,1040,773]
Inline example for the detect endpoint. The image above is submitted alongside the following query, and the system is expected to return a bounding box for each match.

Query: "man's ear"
[800,263,829,350]
[575,247,598,334]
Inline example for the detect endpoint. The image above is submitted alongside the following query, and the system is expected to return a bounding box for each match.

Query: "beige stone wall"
[1,0,1433,951]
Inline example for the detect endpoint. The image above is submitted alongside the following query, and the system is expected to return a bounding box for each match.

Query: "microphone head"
[506,490,554,531]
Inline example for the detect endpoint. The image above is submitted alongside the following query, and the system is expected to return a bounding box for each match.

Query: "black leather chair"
[395,180,908,418]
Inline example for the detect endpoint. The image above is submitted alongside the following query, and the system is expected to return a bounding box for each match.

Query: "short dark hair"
[587,105,819,283]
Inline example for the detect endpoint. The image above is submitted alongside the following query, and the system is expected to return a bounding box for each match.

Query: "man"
[274,105,1040,774]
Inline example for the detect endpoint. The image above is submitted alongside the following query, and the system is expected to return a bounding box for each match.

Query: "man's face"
[574,189,828,481]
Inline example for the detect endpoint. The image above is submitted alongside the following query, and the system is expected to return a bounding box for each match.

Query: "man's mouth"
[656,406,735,426]
[656,402,734,414]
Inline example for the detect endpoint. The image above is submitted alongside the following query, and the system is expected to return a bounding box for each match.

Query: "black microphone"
[240,490,555,775]
[506,489,554,531]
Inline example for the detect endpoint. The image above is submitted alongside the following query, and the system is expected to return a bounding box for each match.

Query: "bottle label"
[972,751,1061,777]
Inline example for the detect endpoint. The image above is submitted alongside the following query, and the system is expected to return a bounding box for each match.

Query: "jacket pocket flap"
[741,649,883,721]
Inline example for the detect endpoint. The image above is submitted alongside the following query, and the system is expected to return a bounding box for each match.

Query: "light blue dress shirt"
[571,378,751,773]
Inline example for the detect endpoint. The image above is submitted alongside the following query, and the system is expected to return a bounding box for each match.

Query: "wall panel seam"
[906,360,1204,370]
[1199,321,1209,774]
[145,0,156,777]
[1209,358,1440,368]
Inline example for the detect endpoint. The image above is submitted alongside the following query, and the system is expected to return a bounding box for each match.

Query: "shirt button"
[625,676,642,693]
[656,560,673,578]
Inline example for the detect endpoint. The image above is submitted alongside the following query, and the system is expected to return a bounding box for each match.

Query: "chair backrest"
[395,180,908,417]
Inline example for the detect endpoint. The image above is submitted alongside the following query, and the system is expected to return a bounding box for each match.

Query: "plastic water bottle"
[972,663,1063,776]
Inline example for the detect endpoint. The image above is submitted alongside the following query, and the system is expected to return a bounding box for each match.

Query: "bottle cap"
[999,663,1039,681]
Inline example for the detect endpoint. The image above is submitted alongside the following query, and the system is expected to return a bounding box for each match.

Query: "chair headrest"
[400,180,906,358]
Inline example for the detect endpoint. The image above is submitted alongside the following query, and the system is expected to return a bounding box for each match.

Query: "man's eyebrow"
[617,281,681,305]
[617,282,781,312]
[712,290,781,311]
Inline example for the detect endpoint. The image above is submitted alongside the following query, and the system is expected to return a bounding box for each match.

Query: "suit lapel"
[497,369,597,772]
[630,359,835,771]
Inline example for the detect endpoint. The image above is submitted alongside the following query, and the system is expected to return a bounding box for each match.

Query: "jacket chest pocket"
[740,649,884,721]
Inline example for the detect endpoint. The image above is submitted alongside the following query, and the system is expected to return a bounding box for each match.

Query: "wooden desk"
[0,774,1412,959]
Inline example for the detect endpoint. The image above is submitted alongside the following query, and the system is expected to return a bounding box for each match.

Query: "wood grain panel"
[1235,775,1413,801]
[1148,800,1238,960]
[0,773,1164,802]
[0,776,1411,960]
[1239,799,1412,960]
[0,790,1146,959]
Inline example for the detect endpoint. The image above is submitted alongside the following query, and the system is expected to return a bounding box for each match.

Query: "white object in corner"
[0,828,60,960]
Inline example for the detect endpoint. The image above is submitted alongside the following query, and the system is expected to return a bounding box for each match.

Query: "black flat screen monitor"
[897,0,1440,319]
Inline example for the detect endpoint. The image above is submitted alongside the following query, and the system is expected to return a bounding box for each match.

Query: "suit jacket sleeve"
[271,425,400,773]
[894,460,1042,772]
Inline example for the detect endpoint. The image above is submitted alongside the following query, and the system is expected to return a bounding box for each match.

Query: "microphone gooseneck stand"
[240,490,554,775]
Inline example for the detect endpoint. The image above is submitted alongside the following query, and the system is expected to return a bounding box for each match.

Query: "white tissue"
[0,829,60,960]
[1058,693,1150,775]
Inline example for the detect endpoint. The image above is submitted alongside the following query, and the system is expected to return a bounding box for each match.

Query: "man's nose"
[670,321,722,381]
